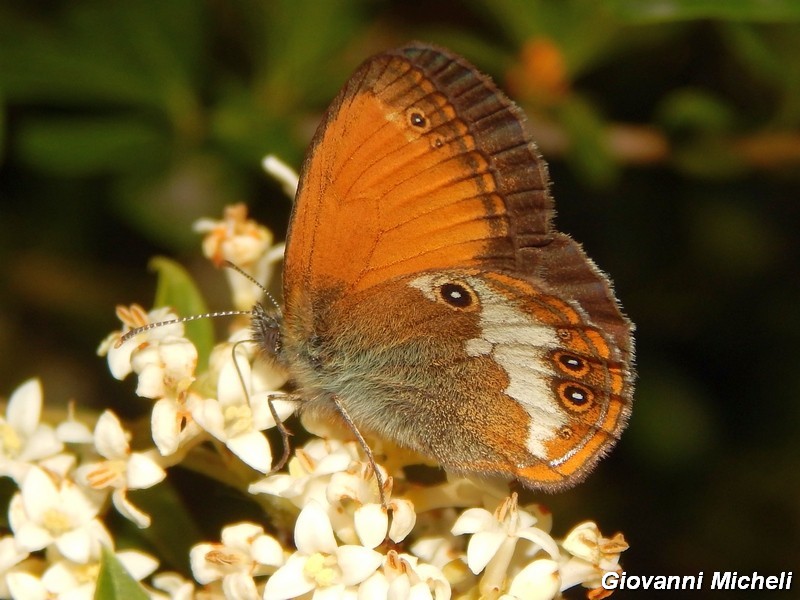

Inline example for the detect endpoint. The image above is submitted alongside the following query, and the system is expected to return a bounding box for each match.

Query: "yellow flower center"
[0,423,22,458]
[223,404,253,437]
[303,552,338,587]
[74,562,100,584]
[42,508,74,536]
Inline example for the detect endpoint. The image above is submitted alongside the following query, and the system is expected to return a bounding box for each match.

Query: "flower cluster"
[0,157,628,599]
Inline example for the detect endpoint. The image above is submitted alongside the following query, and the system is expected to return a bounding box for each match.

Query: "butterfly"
[254,42,634,492]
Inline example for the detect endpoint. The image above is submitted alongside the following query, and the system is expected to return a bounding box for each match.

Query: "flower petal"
[0,535,28,572]
[13,522,52,553]
[227,431,273,474]
[295,502,337,555]
[358,572,388,600]
[561,521,600,563]
[7,379,42,436]
[117,550,159,580]
[21,467,59,517]
[94,411,130,459]
[6,571,47,600]
[450,508,495,536]
[335,545,383,587]
[517,527,561,560]
[104,335,135,380]
[18,425,63,463]
[508,559,560,600]
[263,554,315,600]
[56,527,91,564]
[191,398,226,439]
[220,523,264,549]
[354,504,388,550]
[190,543,223,584]
[222,571,259,600]
[388,500,416,543]
[151,398,181,456]
[111,489,151,528]
[251,535,285,568]
[217,354,251,407]
[56,418,94,445]
[408,582,435,600]
[466,531,505,574]
[311,584,347,600]
[126,452,166,489]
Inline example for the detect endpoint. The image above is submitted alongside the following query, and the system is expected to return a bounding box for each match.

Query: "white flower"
[192,347,293,474]
[558,521,628,594]
[323,463,415,548]
[194,203,281,311]
[0,379,63,483]
[5,548,157,600]
[100,305,202,457]
[0,535,29,598]
[150,571,196,600]
[250,439,362,508]
[98,305,192,385]
[9,466,110,564]
[150,386,203,457]
[500,559,561,600]
[190,522,284,600]
[359,551,451,600]
[452,494,560,599]
[325,465,389,548]
[75,411,167,528]
[263,501,383,600]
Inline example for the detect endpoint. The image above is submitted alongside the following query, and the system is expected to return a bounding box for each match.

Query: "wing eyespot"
[406,107,431,133]
[553,351,591,377]
[437,281,479,311]
[556,381,595,413]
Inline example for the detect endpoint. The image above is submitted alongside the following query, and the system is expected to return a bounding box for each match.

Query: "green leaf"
[17,117,166,176]
[558,96,618,188]
[94,546,149,600]
[657,89,736,135]
[124,478,204,573]
[0,2,204,111]
[608,0,800,22]
[251,0,370,109]
[150,256,213,369]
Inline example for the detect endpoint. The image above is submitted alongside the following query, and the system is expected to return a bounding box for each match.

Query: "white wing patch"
[409,273,564,459]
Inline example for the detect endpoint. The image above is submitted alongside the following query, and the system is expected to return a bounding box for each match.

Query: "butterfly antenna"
[116,309,254,347]
[221,260,282,316]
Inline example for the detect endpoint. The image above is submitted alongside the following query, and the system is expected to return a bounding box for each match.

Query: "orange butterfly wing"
[284,44,552,307]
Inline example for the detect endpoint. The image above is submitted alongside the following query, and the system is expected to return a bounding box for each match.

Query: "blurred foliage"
[1,0,799,596]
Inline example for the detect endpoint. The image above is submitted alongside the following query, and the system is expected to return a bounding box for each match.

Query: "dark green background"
[1,1,799,598]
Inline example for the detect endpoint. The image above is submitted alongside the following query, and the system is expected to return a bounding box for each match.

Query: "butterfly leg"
[331,395,389,507]
[267,392,298,474]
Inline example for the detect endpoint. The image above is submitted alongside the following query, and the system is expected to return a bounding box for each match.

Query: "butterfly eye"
[406,107,431,132]
[438,281,477,309]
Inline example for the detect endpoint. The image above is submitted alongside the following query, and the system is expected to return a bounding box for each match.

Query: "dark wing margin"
[396,43,556,263]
